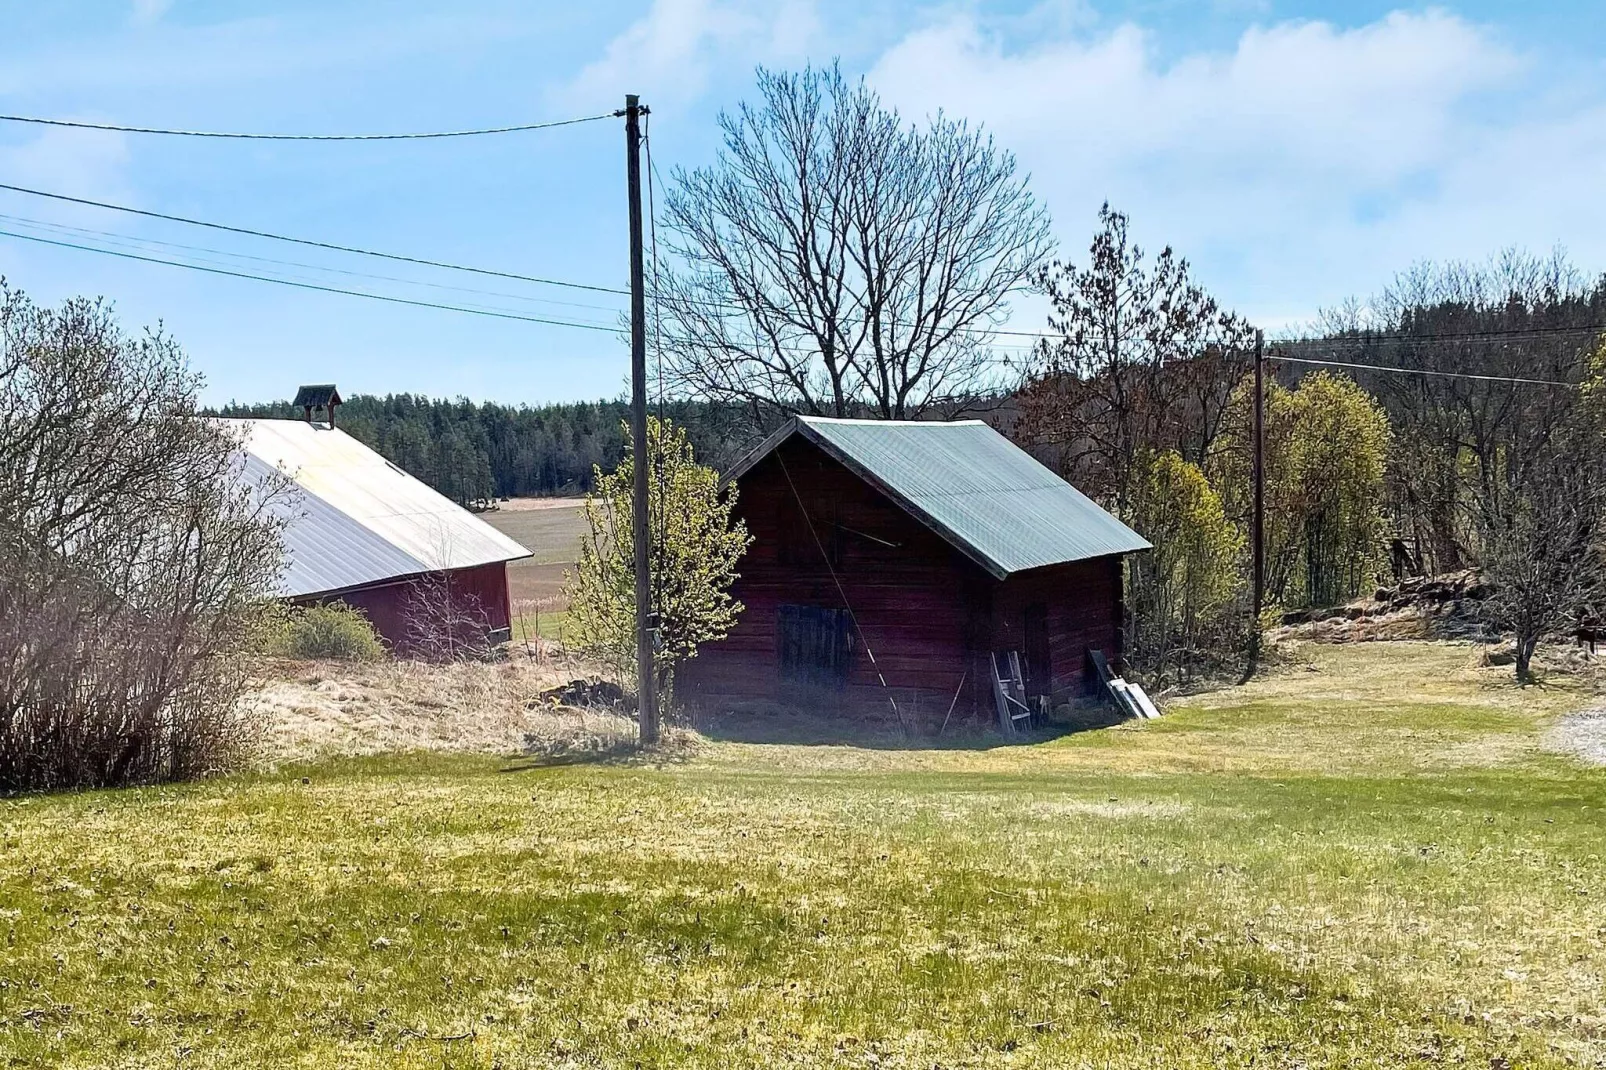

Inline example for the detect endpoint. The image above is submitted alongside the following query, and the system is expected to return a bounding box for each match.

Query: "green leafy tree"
[1218,372,1392,609]
[1125,450,1246,681]
[564,417,752,693]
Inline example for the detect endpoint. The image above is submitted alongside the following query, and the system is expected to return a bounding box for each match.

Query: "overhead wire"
[11,194,1589,375]
[0,182,633,296]
[0,111,616,140]
[0,228,620,331]
[1268,352,1582,388]
[0,184,1076,346]
[2,177,1600,367]
[0,212,627,315]
[1272,322,1606,349]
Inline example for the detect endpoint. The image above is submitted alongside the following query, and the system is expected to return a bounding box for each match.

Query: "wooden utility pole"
[623,94,658,743]
[1249,328,1265,669]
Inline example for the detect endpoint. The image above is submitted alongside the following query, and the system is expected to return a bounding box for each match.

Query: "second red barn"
[678,417,1150,727]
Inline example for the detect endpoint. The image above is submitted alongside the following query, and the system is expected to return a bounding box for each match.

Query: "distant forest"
[216,394,760,504]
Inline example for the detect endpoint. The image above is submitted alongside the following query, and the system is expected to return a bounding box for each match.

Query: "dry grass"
[241,652,644,762]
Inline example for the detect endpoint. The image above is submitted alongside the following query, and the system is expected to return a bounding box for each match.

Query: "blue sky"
[1,1,1602,406]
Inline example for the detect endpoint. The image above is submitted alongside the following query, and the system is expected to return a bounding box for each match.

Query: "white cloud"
[0,127,132,205]
[865,7,1603,325]
[131,0,174,26]
[560,0,822,111]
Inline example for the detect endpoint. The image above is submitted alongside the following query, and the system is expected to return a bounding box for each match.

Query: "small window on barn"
[776,604,853,691]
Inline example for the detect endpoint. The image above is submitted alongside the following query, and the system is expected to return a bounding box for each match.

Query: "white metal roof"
[221,418,530,598]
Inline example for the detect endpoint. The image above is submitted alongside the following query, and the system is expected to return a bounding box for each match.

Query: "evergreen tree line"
[215,394,758,505]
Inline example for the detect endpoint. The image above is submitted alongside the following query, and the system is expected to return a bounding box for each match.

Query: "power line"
[0,212,626,315]
[0,111,615,141]
[4,185,1598,357]
[0,182,1060,342]
[0,228,620,332]
[1271,352,1581,388]
[0,182,632,296]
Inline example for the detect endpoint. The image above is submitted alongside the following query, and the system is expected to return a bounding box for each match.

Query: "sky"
[1,0,1602,406]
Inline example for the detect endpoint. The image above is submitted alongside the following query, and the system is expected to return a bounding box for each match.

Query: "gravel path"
[1544,704,1606,765]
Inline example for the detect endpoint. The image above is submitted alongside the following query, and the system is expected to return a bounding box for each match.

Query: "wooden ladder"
[990,651,1034,735]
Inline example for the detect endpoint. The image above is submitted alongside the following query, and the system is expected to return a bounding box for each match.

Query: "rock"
[535,678,628,710]
[1483,643,1516,667]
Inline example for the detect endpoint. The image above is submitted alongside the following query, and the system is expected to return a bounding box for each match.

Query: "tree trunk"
[1515,632,1539,684]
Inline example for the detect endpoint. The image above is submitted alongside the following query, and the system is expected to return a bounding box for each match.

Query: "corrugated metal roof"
[222,419,530,598]
[729,416,1150,579]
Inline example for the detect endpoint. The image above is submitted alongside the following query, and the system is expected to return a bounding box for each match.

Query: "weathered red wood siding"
[988,556,1125,700]
[294,561,513,654]
[679,436,1126,723]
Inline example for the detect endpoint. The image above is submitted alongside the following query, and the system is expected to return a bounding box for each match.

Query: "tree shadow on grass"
[498,734,695,772]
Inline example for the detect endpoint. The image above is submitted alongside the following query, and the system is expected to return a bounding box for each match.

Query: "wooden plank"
[1126,682,1162,720]
[990,652,1016,735]
[1108,679,1142,720]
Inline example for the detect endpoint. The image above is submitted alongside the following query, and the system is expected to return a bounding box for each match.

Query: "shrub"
[0,284,286,792]
[564,417,752,690]
[1125,450,1246,682]
[272,603,386,661]
[1218,371,1391,609]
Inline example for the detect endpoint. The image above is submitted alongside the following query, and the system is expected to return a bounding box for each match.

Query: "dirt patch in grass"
[1544,703,1606,765]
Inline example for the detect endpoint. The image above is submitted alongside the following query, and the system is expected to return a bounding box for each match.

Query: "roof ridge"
[797,415,988,427]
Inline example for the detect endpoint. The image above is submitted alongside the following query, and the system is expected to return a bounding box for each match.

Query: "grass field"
[480,498,588,641]
[3,642,1604,1068]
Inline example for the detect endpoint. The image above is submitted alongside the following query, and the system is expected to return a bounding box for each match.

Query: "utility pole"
[623,94,658,744]
[1249,328,1265,671]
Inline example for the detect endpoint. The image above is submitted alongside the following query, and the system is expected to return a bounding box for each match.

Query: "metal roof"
[728,416,1150,579]
[291,384,341,408]
[222,418,530,598]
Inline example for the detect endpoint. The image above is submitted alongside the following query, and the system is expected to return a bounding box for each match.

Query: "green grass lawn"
[3,642,1605,1068]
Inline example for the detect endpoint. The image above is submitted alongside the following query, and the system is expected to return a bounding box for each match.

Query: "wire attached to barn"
[775,451,908,736]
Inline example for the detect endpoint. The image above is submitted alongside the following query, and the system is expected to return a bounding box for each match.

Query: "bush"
[565,417,751,688]
[271,603,386,661]
[0,284,287,793]
[1125,450,1246,683]
[1217,371,1391,609]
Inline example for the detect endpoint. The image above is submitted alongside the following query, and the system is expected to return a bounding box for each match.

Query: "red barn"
[678,417,1150,725]
[226,415,529,653]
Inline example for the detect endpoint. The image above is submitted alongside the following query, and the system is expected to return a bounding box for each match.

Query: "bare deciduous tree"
[400,524,499,662]
[1477,343,1606,682]
[402,572,496,662]
[0,282,286,791]
[1017,204,1255,514]
[1317,250,1606,573]
[1479,465,1605,683]
[657,64,1053,426]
